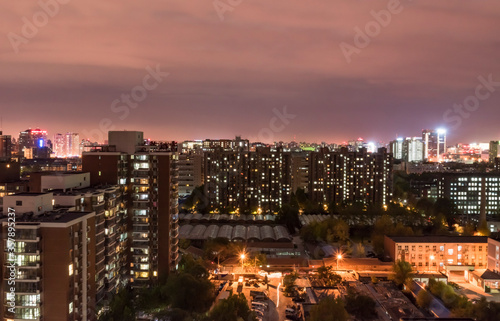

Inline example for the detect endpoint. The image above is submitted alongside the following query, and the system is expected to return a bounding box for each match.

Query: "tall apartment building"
[309,147,393,206]
[0,131,12,161]
[291,153,309,194]
[177,153,204,197]
[1,193,97,321]
[82,131,179,285]
[180,137,249,154]
[202,136,249,152]
[204,147,292,213]
[385,235,488,272]
[53,185,128,303]
[22,172,128,310]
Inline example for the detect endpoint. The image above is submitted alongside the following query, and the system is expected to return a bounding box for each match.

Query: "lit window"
[69,264,73,276]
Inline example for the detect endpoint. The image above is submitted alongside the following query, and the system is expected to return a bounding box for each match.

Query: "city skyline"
[2,125,500,147]
[1,1,500,143]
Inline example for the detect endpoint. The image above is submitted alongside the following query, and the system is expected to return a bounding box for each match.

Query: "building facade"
[0,131,12,161]
[82,131,180,285]
[385,235,489,272]
[309,147,393,207]
[177,153,204,197]
[1,197,96,321]
[204,147,292,213]
[423,129,447,162]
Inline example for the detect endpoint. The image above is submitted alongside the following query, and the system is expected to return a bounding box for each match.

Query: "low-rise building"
[384,235,489,274]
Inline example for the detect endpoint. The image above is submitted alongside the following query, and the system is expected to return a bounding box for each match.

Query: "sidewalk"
[455,281,500,302]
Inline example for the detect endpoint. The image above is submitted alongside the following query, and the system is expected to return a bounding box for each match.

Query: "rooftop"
[472,269,500,280]
[387,235,488,244]
[8,209,94,224]
[11,192,51,196]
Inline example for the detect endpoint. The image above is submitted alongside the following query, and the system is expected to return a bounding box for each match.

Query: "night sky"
[1,1,500,144]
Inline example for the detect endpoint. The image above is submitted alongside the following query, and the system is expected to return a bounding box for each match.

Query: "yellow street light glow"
[337,254,342,260]
[240,253,246,260]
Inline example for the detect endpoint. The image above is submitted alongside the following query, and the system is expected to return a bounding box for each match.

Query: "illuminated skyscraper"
[53,133,81,158]
[422,129,447,161]
[403,137,424,163]
[390,138,404,160]
[18,128,48,152]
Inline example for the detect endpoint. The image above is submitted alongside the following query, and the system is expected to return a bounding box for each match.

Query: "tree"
[308,296,349,321]
[165,272,214,312]
[344,288,377,320]
[206,293,256,321]
[462,223,476,236]
[389,260,413,288]
[416,197,434,216]
[283,271,299,296]
[178,254,210,279]
[277,204,301,232]
[99,288,135,321]
[354,242,366,258]
[250,253,267,269]
[182,185,210,213]
[331,219,349,243]
[204,237,231,266]
[372,215,394,254]
[317,266,342,287]
[433,198,459,229]
[416,289,433,310]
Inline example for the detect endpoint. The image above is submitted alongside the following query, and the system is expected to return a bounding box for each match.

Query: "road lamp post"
[337,254,342,270]
[429,255,435,272]
[240,253,246,272]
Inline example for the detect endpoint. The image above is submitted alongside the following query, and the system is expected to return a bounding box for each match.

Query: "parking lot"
[225,276,298,321]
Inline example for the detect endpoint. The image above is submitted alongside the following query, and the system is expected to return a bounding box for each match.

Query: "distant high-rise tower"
[422,129,446,161]
[403,137,424,163]
[53,133,66,157]
[18,128,48,151]
[0,131,12,161]
[53,133,81,158]
[490,141,500,164]
[390,138,404,160]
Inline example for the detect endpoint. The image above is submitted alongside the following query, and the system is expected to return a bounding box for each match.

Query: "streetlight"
[429,255,435,272]
[337,254,342,270]
[240,253,246,272]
